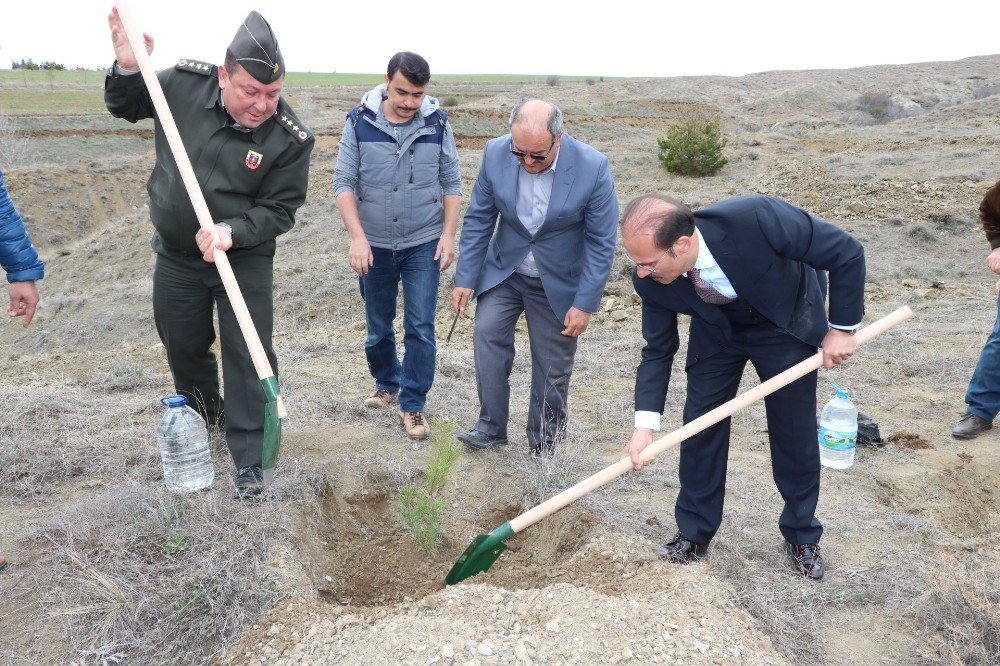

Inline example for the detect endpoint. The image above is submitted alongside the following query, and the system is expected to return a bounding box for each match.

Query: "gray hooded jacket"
[334,84,461,249]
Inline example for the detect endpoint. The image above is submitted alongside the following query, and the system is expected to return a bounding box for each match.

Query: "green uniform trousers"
[153,249,276,469]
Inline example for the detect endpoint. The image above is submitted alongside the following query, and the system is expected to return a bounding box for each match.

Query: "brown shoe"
[786,542,824,580]
[952,413,992,439]
[658,532,708,563]
[364,388,396,409]
[400,410,430,439]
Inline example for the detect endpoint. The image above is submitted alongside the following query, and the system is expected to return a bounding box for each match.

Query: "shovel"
[446,305,913,584]
[114,0,286,483]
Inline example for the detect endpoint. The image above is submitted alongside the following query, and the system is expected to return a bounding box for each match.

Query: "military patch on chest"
[245,150,264,170]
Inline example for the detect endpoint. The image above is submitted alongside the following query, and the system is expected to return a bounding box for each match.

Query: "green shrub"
[657,112,728,177]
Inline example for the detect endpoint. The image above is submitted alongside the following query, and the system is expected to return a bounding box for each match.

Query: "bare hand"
[195,225,232,263]
[821,328,858,369]
[561,306,592,337]
[8,281,40,327]
[988,248,1000,275]
[452,287,474,313]
[348,236,373,276]
[622,428,654,470]
[435,235,456,272]
[108,7,153,71]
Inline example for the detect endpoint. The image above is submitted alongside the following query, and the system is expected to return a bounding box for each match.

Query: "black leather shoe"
[658,532,708,563]
[952,413,992,439]
[528,442,555,457]
[786,542,824,580]
[457,430,509,450]
[234,465,265,499]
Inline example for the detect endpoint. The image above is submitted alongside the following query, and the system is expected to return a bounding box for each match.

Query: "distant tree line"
[11,58,66,70]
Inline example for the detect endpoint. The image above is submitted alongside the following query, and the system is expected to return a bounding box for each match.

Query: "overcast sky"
[2,1,997,78]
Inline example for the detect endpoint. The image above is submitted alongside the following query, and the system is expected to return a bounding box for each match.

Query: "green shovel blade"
[261,376,282,473]
[445,522,515,585]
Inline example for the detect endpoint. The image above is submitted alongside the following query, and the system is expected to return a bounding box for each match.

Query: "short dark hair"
[224,49,239,74]
[621,193,695,249]
[387,52,430,86]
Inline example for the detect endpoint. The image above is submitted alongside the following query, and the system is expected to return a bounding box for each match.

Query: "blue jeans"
[965,291,1000,421]
[359,239,440,412]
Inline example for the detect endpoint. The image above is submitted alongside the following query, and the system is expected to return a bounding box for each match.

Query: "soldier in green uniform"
[105,8,314,497]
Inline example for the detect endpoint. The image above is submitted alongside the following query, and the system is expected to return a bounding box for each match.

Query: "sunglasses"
[509,138,556,162]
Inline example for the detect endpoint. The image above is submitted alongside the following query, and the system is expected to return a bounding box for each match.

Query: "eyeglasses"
[625,251,669,275]
[510,138,556,162]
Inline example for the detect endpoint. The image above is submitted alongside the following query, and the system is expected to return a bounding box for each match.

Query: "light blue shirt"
[514,151,560,277]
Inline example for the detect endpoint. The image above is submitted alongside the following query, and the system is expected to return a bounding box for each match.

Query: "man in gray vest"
[334,52,461,440]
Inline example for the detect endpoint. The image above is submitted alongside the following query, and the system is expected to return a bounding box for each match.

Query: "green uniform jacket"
[104,59,314,256]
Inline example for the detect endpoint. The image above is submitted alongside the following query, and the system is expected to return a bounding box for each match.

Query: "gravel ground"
[222,534,789,665]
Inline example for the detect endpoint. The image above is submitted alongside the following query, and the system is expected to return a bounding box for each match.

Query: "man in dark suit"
[621,193,865,579]
[452,99,618,455]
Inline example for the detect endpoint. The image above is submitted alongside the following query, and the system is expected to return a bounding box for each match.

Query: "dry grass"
[4,465,326,664]
[913,554,1000,664]
[0,109,37,169]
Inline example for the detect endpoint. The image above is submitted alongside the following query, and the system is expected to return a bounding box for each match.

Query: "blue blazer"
[633,195,866,414]
[455,133,619,321]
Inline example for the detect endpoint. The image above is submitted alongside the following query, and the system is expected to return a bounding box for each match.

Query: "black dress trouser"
[152,249,276,469]
[676,299,823,546]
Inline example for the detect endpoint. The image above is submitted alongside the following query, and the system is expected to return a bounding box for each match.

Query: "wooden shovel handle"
[509,305,913,534]
[114,0,286,418]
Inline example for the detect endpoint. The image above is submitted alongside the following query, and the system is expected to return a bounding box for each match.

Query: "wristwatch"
[217,222,233,235]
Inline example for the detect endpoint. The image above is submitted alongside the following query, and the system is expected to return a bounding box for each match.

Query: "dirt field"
[1,56,998,665]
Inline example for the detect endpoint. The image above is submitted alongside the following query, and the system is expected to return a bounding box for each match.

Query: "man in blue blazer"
[452,100,618,455]
[621,193,865,580]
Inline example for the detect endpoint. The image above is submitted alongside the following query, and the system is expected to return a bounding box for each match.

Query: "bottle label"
[819,427,856,451]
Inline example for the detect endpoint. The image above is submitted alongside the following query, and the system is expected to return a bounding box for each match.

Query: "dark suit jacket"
[454,133,619,321]
[634,195,865,414]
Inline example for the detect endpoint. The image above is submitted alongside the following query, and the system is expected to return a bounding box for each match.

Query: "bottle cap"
[832,383,849,399]
[161,395,188,408]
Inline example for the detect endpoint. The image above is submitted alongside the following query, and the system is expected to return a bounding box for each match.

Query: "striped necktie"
[688,268,736,305]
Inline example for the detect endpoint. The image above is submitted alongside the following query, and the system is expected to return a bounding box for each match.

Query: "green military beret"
[228,11,284,84]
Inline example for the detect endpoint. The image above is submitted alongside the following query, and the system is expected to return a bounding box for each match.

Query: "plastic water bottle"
[818,384,857,469]
[156,395,214,492]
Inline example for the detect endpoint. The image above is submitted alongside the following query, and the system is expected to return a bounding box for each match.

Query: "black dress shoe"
[457,430,509,450]
[658,531,708,563]
[234,465,265,499]
[786,542,824,580]
[528,442,555,457]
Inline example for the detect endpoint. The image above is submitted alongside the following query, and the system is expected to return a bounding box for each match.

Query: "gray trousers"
[472,272,578,450]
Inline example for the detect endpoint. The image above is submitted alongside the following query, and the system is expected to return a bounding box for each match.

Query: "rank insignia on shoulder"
[245,150,264,170]
[176,59,216,75]
[276,110,311,143]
